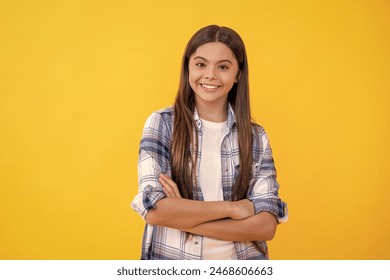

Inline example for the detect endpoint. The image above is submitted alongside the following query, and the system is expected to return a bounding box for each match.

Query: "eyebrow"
[192,56,233,64]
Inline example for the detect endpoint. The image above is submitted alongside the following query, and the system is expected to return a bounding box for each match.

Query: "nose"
[205,67,217,80]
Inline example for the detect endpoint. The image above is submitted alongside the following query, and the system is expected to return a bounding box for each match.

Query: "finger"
[160,174,182,198]
[159,176,174,197]
[160,173,174,184]
[161,174,182,198]
[172,184,182,198]
[162,186,172,198]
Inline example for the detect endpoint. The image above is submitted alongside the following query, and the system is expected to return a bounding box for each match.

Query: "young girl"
[131,25,288,260]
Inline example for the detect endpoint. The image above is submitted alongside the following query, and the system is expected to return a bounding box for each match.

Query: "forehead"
[191,42,236,61]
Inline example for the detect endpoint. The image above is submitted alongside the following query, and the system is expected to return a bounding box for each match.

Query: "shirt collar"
[193,103,236,129]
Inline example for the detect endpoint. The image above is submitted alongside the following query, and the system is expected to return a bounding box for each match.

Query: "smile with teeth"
[201,84,221,90]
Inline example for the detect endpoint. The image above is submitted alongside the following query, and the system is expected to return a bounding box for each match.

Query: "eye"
[195,62,206,68]
[219,65,229,70]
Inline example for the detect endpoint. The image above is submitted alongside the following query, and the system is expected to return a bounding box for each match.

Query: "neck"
[195,100,228,123]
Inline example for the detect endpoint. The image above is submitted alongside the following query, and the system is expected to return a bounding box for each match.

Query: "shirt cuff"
[251,197,288,223]
[131,186,166,220]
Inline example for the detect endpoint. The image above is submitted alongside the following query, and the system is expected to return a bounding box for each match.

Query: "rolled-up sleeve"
[131,111,172,220]
[248,127,288,223]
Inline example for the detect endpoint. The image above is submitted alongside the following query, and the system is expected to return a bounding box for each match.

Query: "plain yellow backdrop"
[0,0,389,259]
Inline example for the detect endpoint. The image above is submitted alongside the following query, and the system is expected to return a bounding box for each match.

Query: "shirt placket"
[221,129,232,201]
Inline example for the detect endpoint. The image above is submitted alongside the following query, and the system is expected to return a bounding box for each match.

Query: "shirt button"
[225,168,228,172]
[195,241,198,245]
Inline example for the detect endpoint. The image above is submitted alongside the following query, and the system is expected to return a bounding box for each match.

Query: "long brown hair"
[171,25,253,201]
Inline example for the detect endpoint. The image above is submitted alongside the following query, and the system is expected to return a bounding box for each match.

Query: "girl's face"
[189,42,239,111]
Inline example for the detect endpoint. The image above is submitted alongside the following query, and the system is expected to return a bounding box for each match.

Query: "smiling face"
[188,42,239,117]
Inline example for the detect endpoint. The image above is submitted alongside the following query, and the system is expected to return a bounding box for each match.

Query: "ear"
[235,71,241,83]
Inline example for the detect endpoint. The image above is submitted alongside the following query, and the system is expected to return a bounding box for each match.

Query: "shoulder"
[251,122,270,151]
[144,106,174,129]
[251,122,267,140]
[155,106,174,117]
[142,107,174,143]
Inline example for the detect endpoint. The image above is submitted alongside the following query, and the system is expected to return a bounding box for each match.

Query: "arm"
[145,197,253,229]
[182,212,278,241]
[146,174,255,229]
[131,112,171,219]
[249,126,288,223]
[159,175,277,241]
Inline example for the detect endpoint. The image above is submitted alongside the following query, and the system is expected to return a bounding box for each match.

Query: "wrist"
[228,201,237,219]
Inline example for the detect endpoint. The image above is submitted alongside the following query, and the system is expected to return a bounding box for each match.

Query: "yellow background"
[0,0,389,259]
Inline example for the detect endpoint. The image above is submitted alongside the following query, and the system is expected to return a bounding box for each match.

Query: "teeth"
[202,84,219,89]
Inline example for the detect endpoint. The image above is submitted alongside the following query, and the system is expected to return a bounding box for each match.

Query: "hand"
[230,199,255,220]
[159,173,182,198]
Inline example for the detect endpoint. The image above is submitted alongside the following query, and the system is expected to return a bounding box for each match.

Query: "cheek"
[189,68,200,78]
[223,73,238,86]
[188,70,201,85]
[188,74,197,91]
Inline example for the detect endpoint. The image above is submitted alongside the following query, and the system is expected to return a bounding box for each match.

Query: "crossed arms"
[145,173,278,242]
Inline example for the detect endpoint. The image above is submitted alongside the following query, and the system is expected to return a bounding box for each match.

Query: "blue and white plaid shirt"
[131,104,288,260]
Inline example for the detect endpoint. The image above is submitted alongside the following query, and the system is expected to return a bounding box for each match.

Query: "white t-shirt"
[199,118,237,260]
